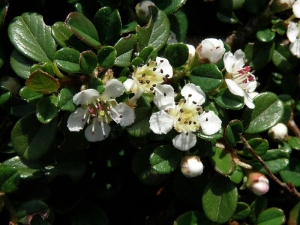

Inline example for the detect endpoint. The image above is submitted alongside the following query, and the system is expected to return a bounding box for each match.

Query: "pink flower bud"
[246,172,269,195]
[181,156,204,178]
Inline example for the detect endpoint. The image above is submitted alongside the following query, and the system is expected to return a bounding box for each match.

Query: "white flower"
[223,49,258,109]
[196,38,225,64]
[149,83,222,151]
[293,0,300,17]
[181,156,204,178]
[124,57,174,110]
[287,21,300,58]
[268,123,288,142]
[67,79,135,142]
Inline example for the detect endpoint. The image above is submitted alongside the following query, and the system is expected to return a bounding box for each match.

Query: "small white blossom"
[293,0,300,17]
[181,156,204,178]
[223,49,257,109]
[287,21,300,57]
[246,172,269,196]
[196,38,225,64]
[67,79,135,142]
[124,57,174,110]
[149,83,222,151]
[268,123,288,142]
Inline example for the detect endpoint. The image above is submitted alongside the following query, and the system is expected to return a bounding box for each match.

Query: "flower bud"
[246,172,269,195]
[268,123,288,142]
[135,1,155,23]
[271,0,295,13]
[195,38,225,64]
[0,76,21,96]
[181,156,204,178]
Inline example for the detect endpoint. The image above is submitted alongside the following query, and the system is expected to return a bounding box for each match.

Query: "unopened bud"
[135,1,155,23]
[195,38,225,64]
[268,123,288,142]
[0,76,21,96]
[181,156,204,178]
[246,172,269,195]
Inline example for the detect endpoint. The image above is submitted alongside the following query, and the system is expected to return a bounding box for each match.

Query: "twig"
[240,134,300,200]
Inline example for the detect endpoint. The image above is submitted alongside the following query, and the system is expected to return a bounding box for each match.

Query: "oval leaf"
[214,88,244,110]
[225,120,243,146]
[55,47,81,73]
[25,70,59,94]
[97,46,117,69]
[0,164,20,193]
[10,48,33,80]
[36,95,58,124]
[174,211,209,225]
[257,208,285,225]
[80,50,97,74]
[114,34,138,67]
[209,147,234,175]
[165,43,188,67]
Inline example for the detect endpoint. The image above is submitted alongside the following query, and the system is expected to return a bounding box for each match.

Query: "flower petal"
[110,103,135,126]
[123,78,134,92]
[225,79,244,97]
[243,91,255,109]
[181,83,206,105]
[172,132,197,151]
[149,110,174,134]
[155,57,173,78]
[287,21,300,43]
[224,50,245,73]
[293,0,300,18]
[199,38,225,63]
[85,121,111,142]
[153,84,175,110]
[67,108,87,131]
[102,79,124,100]
[73,89,100,105]
[199,111,222,135]
[289,39,300,58]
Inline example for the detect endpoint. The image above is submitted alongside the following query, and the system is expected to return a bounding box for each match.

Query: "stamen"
[160,69,163,73]
[180,109,184,113]
[206,118,208,121]
[188,94,192,97]
[164,93,166,96]
[160,59,164,63]
[153,68,157,71]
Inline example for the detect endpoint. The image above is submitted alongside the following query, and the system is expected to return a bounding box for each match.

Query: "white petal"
[186,44,195,58]
[110,103,135,126]
[73,89,100,105]
[199,111,222,135]
[85,121,111,142]
[225,79,245,97]
[67,108,86,131]
[149,110,174,134]
[123,79,134,92]
[153,84,175,110]
[155,57,173,78]
[243,91,255,109]
[224,50,245,73]
[181,83,206,105]
[290,39,300,58]
[172,132,197,151]
[293,0,300,18]
[287,22,300,43]
[102,79,124,100]
[200,38,225,63]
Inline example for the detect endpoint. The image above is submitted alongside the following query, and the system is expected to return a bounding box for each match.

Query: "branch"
[240,134,300,200]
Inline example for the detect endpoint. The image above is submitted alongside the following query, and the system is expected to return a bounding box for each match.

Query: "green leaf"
[97,46,117,69]
[249,196,268,224]
[228,165,243,184]
[272,44,298,73]
[8,12,56,62]
[242,92,284,134]
[202,173,238,223]
[0,86,10,106]
[232,202,251,220]
[0,164,20,193]
[256,29,275,42]
[174,211,209,225]
[80,50,97,74]
[19,86,44,103]
[214,88,244,110]
[0,2,8,29]
[137,6,170,51]
[257,208,285,225]
[150,145,182,174]
[165,43,188,67]
[288,137,300,150]
[168,9,188,42]
[58,87,78,112]
[209,147,233,175]
[10,49,33,80]
[280,158,300,187]
[242,138,269,157]
[152,0,186,14]
[197,127,224,142]
[36,95,58,124]
[94,7,121,45]
[30,62,55,76]
[25,70,60,94]
[126,107,151,137]
[66,12,101,48]
[114,34,138,67]
[288,201,300,225]
[225,120,243,146]
[55,47,81,73]
[121,21,137,34]
[11,112,57,161]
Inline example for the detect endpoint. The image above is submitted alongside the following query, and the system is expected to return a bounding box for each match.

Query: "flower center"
[233,66,256,88]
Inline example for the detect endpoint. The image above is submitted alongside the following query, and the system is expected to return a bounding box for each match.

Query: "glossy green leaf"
[0,86,10,106]
[8,12,56,62]
[152,0,186,14]
[36,95,58,124]
[11,112,57,161]
[10,48,33,80]
[97,46,117,69]
[165,43,188,67]
[256,29,275,42]
[242,138,269,157]
[217,7,240,24]
[225,120,243,146]
[137,6,170,51]
[66,12,101,48]
[228,165,243,184]
[30,62,55,76]
[174,211,209,225]
[209,147,233,175]
[214,88,244,110]
[288,137,300,150]
[288,201,300,225]
[94,7,121,45]
[55,47,81,73]
[58,87,78,112]
[280,158,300,187]
[272,44,298,72]
[122,21,137,34]
[80,50,97,74]
[126,107,151,137]
[197,127,224,142]
[232,202,251,220]
[0,164,20,193]
[257,208,285,225]
[249,197,268,224]
[19,86,44,103]
[25,70,60,94]
[0,2,8,29]
[202,173,238,223]
[242,92,284,134]
[150,145,182,174]
[244,40,275,70]
[168,9,188,42]
[114,34,138,67]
